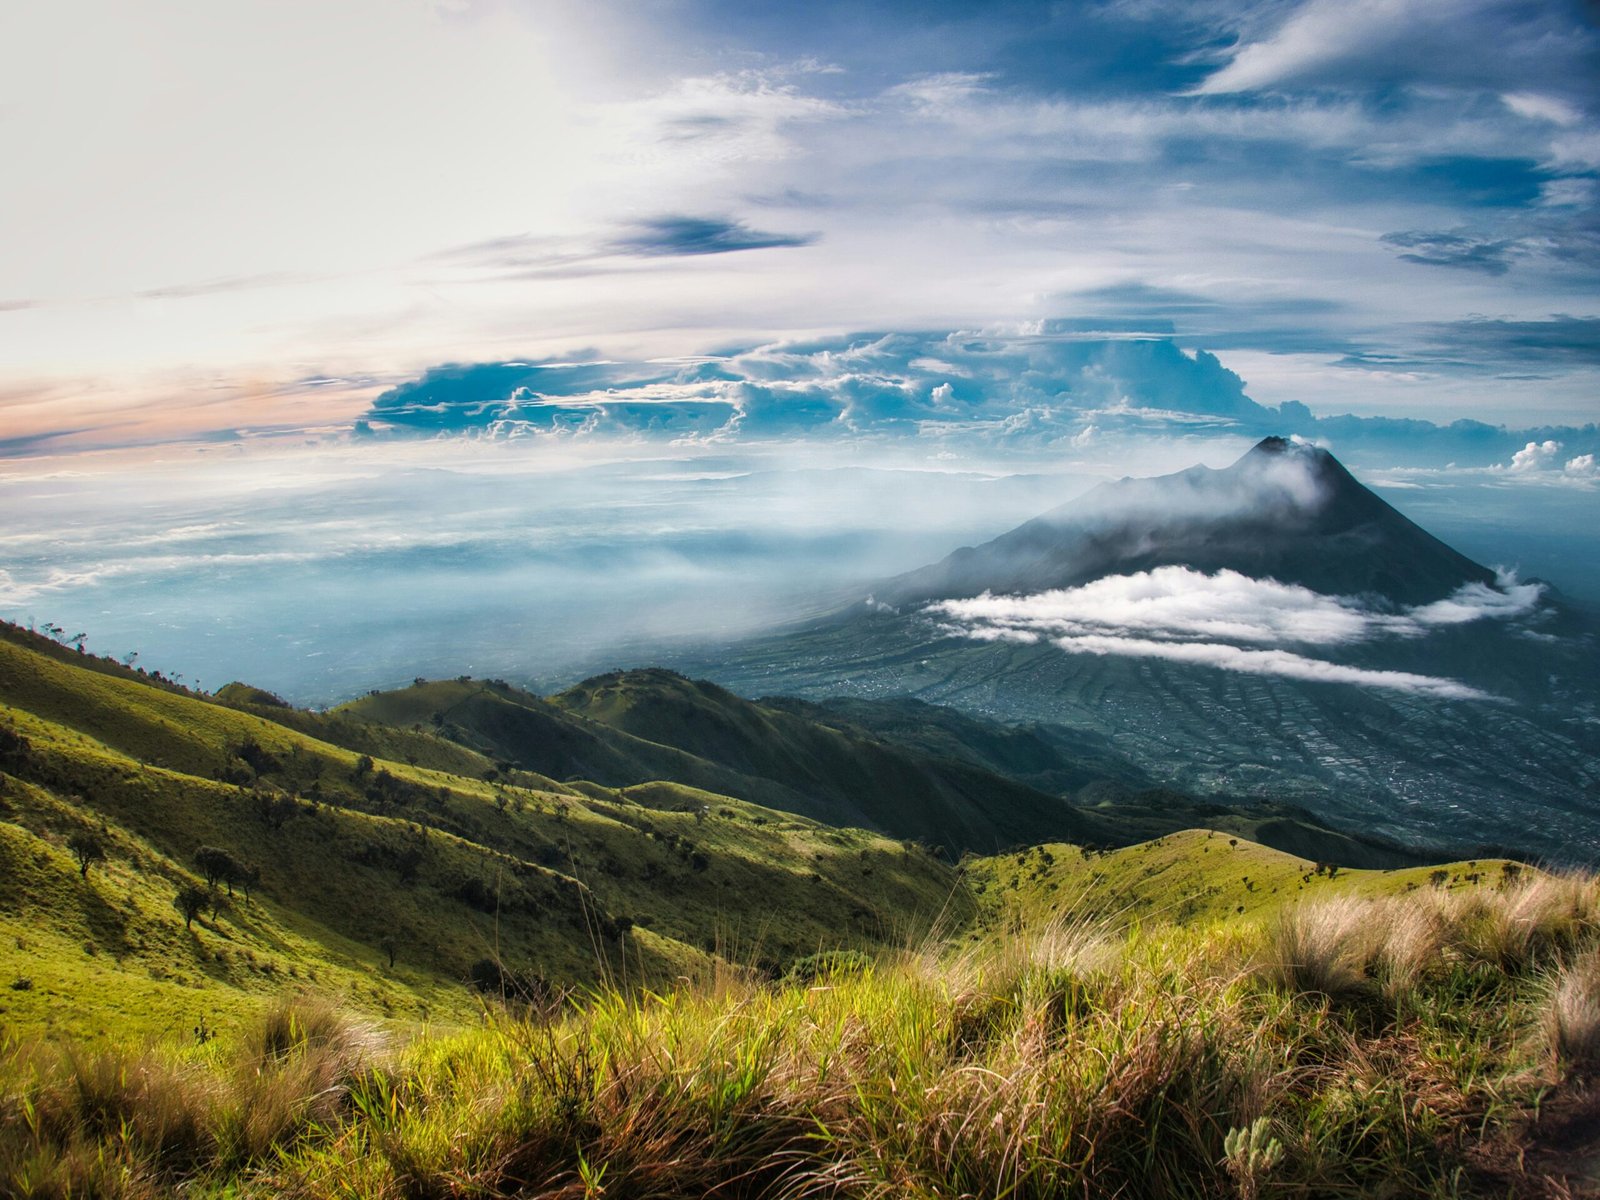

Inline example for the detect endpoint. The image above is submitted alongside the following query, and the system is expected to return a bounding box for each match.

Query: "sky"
[2,0,1597,449]
[1,0,1598,701]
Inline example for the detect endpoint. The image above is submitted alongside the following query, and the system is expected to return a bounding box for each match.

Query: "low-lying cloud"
[929,566,1545,699]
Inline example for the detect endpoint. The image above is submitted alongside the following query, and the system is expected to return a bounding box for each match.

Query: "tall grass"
[3,877,1597,1198]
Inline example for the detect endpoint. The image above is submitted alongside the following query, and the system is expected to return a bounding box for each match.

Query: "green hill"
[965,827,1523,930]
[5,622,1593,1197]
[335,667,1420,866]
[0,625,967,1044]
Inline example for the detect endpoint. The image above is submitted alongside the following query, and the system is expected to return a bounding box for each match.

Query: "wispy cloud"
[1381,230,1516,275]
[928,566,1545,698]
[608,215,819,257]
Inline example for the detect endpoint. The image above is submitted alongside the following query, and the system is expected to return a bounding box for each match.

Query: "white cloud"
[1503,92,1582,127]
[1043,635,1493,701]
[1193,0,1422,95]
[1509,439,1564,472]
[928,566,1545,699]
[931,566,1541,646]
[1566,453,1597,476]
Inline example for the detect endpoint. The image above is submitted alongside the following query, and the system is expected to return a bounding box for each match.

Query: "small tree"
[66,831,105,879]
[380,935,398,969]
[174,884,209,930]
[194,845,241,893]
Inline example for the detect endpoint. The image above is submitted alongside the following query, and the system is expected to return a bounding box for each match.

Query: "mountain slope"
[335,671,1097,856]
[0,624,969,1042]
[877,436,1495,607]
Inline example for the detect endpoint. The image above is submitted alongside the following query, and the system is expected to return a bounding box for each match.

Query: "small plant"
[1547,950,1600,1078]
[1223,1117,1284,1200]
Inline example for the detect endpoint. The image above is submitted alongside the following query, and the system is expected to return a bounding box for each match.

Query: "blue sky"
[2,1,1599,699]
[1,0,1596,451]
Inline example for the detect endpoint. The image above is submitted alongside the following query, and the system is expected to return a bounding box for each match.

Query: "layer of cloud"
[928,566,1546,698]
[356,328,1600,469]
[1380,230,1516,275]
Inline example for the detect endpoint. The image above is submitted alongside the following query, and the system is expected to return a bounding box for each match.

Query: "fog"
[3,433,1593,707]
[0,439,1097,703]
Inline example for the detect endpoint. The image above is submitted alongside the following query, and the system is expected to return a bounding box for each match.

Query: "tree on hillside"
[174,884,210,930]
[194,846,241,893]
[253,788,298,831]
[66,830,105,879]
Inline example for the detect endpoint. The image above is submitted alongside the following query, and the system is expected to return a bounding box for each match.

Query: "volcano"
[664,438,1600,862]
[878,437,1495,608]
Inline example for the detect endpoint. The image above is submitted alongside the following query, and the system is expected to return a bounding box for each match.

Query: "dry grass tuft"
[1263,898,1377,1002]
[1546,950,1600,1079]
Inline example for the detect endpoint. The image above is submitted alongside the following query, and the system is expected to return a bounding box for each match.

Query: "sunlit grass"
[5,871,1596,1198]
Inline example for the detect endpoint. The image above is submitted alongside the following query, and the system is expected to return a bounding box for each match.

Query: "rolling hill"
[0,623,968,1043]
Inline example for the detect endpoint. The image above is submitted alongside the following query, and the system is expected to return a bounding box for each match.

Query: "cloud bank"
[928,566,1546,699]
[359,328,1600,469]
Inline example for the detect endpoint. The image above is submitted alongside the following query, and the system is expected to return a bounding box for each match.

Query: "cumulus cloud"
[1566,453,1597,476]
[928,566,1545,698]
[1509,439,1564,472]
[354,328,1600,467]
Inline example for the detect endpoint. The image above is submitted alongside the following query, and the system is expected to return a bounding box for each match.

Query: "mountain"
[660,440,1600,862]
[876,436,1494,607]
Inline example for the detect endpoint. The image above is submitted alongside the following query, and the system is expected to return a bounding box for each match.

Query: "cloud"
[608,215,819,257]
[1038,635,1492,701]
[1192,0,1599,99]
[1567,453,1597,476]
[1502,91,1583,127]
[1381,230,1515,275]
[928,565,1545,699]
[930,566,1543,646]
[359,327,1600,470]
[1509,439,1563,472]
[1423,317,1600,368]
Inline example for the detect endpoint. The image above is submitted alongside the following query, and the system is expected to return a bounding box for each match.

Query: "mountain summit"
[877,437,1495,607]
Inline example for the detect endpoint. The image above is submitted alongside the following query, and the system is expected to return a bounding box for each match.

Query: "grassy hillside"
[0,625,968,1044]
[965,828,1527,931]
[4,622,1596,1195]
[335,670,1096,855]
[6,871,1598,1198]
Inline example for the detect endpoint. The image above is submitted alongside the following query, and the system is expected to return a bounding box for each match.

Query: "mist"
[0,439,1096,704]
[4,425,1594,708]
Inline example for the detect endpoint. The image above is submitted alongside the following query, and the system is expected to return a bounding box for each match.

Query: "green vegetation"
[964,828,1527,930]
[5,619,1598,1194]
[0,624,964,1044]
[6,871,1599,1197]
